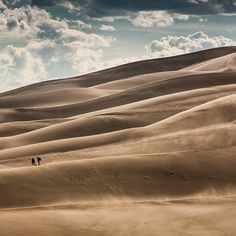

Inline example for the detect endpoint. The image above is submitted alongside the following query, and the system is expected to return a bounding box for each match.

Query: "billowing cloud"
[130,11,189,28]
[145,31,236,57]
[0,6,49,38]
[100,24,116,31]
[64,44,104,73]
[70,20,92,29]
[59,1,81,12]
[92,16,118,22]
[0,0,7,10]
[0,4,116,92]
[0,45,46,92]
[92,16,129,22]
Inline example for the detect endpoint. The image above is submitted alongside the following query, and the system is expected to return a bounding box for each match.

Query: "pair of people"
[31,157,42,166]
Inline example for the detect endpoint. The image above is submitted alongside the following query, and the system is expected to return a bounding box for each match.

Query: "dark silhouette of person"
[37,157,42,165]
[31,157,36,166]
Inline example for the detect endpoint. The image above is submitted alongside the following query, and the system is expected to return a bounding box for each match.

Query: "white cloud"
[220,13,236,16]
[0,6,50,38]
[66,46,104,74]
[95,31,236,72]
[92,12,189,28]
[0,45,46,92]
[27,39,55,50]
[92,16,129,22]
[0,5,116,92]
[173,13,190,21]
[199,17,208,22]
[0,6,112,46]
[188,0,209,3]
[59,1,81,12]
[130,11,189,28]
[145,31,236,58]
[96,56,141,70]
[70,20,92,29]
[92,16,116,22]
[100,24,116,31]
[0,0,7,10]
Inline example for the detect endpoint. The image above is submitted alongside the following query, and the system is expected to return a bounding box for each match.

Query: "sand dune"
[184,52,236,72]
[0,87,117,108]
[0,72,235,124]
[1,47,236,235]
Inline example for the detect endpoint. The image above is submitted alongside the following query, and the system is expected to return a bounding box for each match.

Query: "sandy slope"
[1,198,236,236]
[0,47,236,235]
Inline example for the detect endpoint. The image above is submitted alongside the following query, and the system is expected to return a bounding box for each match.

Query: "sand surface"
[0,47,236,235]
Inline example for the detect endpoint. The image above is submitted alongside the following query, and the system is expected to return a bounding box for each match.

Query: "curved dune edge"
[0,93,236,160]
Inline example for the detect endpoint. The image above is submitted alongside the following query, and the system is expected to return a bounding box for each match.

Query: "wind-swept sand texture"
[1,47,236,236]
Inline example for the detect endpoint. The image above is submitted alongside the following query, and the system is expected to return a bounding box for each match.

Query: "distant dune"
[0,46,236,236]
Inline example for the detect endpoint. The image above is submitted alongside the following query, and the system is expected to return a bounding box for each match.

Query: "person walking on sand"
[37,157,42,165]
[31,157,36,166]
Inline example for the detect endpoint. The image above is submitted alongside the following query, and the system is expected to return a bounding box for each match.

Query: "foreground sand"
[0,47,236,235]
[1,198,236,236]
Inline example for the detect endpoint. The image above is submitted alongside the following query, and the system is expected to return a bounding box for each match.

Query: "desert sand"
[0,46,236,236]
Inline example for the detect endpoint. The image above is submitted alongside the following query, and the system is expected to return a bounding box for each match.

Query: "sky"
[0,0,236,92]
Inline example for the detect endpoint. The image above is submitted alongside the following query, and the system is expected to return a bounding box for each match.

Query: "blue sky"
[0,0,236,92]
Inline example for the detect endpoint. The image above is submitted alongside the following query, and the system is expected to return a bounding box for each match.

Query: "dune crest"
[184,52,236,72]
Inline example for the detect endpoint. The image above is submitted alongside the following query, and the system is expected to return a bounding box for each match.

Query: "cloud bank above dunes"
[146,31,236,58]
[0,27,235,92]
[0,0,236,92]
[0,5,115,91]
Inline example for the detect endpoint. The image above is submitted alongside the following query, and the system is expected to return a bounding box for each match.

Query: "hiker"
[31,157,36,166]
[37,157,42,165]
